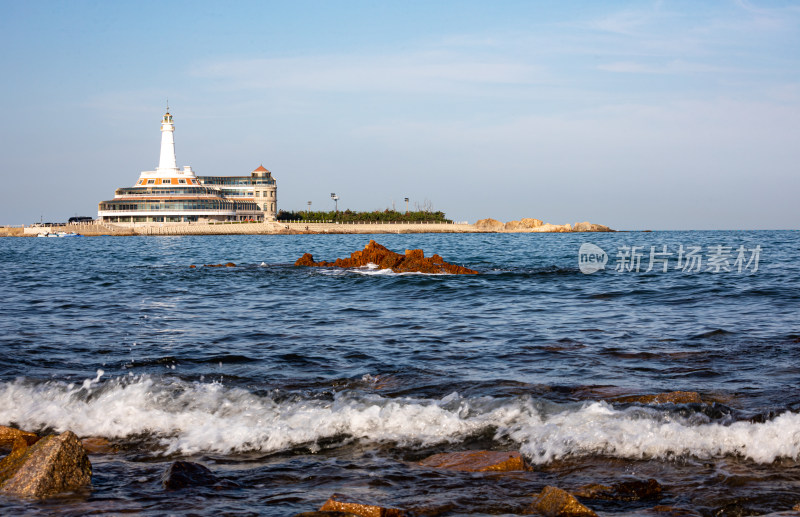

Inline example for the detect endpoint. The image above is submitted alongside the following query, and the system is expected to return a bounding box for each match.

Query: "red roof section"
[253,165,268,172]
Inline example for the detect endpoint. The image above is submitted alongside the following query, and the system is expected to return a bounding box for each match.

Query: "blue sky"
[1,0,798,229]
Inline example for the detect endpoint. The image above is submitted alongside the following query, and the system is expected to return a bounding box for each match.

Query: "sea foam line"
[1,375,799,462]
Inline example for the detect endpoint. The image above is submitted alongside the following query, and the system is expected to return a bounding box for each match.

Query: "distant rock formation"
[0,430,91,498]
[476,218,612,233]
[474,218,505,231]
[295,240,478,275]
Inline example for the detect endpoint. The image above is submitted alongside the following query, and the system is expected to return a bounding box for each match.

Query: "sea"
[0,231,799,516]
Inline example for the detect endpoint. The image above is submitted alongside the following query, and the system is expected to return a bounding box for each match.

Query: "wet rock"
[641,506,701,516]
[612,391,702,405]
[320,493,409,516]
[0,431,91,498]
[162,461,222,489]
[293,512,361,517]
[80,437,118,455]
[0,426,39,450]
[475,218,504,231]
[419,450,532,472]
[203,262,236,268]
[294,240,477,275]
[574,478,662,501]
[529,486,597,517]
[189,265,196,268]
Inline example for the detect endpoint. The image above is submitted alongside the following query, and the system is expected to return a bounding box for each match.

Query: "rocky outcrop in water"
[529,486,598,517]
[319,493,408,516]
[295,240,478,275]
[418,450,532,472]
[0,430,91,498]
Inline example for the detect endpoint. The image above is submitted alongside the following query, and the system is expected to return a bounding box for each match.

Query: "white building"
[98,110,277,223]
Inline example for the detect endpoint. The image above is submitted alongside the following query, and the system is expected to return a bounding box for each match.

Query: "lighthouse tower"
[135,108,198,185]
[156,110,178,173]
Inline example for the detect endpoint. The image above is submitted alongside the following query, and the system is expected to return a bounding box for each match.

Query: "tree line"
[277,209,451,223]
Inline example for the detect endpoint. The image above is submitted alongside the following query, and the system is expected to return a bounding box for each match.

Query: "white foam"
[2,376,799,462]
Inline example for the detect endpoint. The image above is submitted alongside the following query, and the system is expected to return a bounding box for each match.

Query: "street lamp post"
[331,193,339,213]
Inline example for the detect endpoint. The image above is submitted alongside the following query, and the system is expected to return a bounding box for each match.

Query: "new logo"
[579,243,608,274]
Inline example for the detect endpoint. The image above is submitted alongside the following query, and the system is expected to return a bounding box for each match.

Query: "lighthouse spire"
[157,107,178,172]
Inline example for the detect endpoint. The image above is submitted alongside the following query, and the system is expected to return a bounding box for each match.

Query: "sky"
[1,0,798,229]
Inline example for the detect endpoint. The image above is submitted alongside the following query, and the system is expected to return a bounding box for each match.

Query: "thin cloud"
[193,52,547,95]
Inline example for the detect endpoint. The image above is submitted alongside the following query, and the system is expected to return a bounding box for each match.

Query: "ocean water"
[0,231,799,516]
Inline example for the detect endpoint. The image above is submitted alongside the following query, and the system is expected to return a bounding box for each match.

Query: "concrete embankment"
[7,218,614,237]
[14,221,479,237]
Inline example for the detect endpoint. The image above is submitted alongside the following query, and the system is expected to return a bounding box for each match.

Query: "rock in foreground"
[295,240,477,275]
[529,486,597,517]
[0,426,39,450]
[419,450,532,472]
[0,431,91,498]
[320,493,408,516]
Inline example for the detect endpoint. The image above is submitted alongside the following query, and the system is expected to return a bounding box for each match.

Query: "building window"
[178,179,186,184]
[147,180,155,184]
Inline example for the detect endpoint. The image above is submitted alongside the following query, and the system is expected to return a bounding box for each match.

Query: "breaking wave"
[1,374,799,463]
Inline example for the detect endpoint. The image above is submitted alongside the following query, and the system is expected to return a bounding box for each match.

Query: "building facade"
[98,110,277,223]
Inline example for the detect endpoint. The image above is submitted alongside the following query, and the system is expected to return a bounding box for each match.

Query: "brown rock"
[0,430,91,498]
[203,263,236,268]
[529,486,597,517]
[189,265,197,268]
[612,391,702,405]
[474,218,504,231]
[294,512,362,517]
[419,450,532,472]
[80,437,118,455]
[320,493,408,517]
[574,479,662,501]
[294,240,477,275]
[296,253,316,267]
[0,426,39,450]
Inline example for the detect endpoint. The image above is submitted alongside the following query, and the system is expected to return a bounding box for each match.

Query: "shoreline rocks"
[0,431,91,499]
[295,240,478,275]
